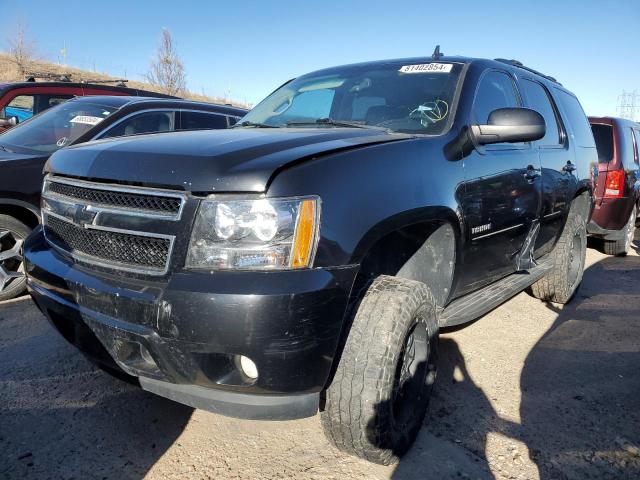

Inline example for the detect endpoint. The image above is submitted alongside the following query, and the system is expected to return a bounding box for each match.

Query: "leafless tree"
[145,29,186,96]
[7,21,37,78]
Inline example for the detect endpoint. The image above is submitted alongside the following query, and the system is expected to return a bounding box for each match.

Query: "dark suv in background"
[24,55,594,464]
[588,116,639,255]
[0,96,246,300]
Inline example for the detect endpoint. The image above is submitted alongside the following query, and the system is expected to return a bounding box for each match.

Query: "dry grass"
[0,53,250,109]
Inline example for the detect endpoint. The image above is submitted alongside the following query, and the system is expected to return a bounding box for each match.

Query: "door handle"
[524,166,541,181]
[562,161,577,173]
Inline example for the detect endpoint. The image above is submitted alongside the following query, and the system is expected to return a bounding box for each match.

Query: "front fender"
[266,136,466,268]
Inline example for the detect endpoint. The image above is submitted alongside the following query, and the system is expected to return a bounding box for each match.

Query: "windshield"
[0,100,117,153]
[239,61,464,134]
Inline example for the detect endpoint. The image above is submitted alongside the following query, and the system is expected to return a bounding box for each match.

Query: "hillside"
[0,53,250,109]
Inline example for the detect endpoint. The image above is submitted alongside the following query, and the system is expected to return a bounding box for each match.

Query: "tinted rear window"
[554,89,596,148]
[590,124,614,163]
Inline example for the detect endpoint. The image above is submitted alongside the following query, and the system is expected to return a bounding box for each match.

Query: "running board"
[439,257,553,328]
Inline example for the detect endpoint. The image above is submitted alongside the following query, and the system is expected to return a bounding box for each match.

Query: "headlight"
[186,196,320,270]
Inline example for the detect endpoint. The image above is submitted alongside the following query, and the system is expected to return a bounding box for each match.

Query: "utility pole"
[617,90,640,121]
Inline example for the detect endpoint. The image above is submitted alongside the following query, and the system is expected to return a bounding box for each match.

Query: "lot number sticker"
[399,63,453,74]
[70,115,104,126]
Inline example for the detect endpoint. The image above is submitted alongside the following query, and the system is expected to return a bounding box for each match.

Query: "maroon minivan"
[588,116,640,255]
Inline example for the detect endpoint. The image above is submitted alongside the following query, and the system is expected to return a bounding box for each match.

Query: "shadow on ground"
[0,297,192,479]
[392,242,640,479]
[519,250,640,479]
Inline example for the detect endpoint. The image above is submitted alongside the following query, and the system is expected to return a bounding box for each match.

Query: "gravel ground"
[1,240,639,480]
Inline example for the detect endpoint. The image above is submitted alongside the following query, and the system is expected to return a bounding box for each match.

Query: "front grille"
[47,181,181,214]
[45,214,170,271]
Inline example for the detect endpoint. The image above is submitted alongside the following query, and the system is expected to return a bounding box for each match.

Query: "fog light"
[238,355,258,379]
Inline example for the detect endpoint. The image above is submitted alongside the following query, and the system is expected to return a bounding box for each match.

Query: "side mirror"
[0,116,19,128]
[471,108,545,145]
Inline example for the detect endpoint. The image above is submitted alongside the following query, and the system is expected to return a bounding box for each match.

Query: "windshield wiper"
[0,144,14,153]
[286,118,390,131]
[231,121,279,129]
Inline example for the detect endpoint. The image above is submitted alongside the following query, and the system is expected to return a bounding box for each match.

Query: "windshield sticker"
[399,63,453,74]
[69,115,104,126]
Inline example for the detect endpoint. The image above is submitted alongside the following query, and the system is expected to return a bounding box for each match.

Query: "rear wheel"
[0,215,31,302]
[530,201,587,304]
[321,276,438,465]
[603,206,636,256]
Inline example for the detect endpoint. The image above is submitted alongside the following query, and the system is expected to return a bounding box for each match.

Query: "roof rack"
[494,59,561,85]
[23,72,129,87]
[24,72,73,82]
[78,78,129,87]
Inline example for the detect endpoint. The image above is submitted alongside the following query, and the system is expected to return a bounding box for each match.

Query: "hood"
[0,147,44,162]
[46,128,409,192]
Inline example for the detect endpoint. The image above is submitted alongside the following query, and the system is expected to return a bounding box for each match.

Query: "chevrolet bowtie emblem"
[72,204,97,227]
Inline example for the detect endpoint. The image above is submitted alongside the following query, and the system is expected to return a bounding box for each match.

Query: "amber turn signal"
[292,199,318,268]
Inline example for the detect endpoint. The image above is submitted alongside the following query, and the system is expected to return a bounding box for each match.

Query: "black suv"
[0,96,246,300]
[24,56,595,464]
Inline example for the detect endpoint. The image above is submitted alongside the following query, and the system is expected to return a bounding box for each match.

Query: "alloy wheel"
[0,230,25,293]
[625,208,637,252]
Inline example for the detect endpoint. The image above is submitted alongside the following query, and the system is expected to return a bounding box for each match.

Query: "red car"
[0,75,173,132]
[588,116,640,255]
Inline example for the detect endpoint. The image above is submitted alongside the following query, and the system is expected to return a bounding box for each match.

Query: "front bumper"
[25,227,358,420]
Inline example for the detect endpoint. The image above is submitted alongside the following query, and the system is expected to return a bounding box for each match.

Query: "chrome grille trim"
[41,175,183,275]
[43,176,187,220]
[43,211,175,275]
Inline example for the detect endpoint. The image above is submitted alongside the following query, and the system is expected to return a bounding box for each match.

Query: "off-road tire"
[0,214,31,302]
[603,206,636,256]
[321,275,439,465]
[530,202,587,303]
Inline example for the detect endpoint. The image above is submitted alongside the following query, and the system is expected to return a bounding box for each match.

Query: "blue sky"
[1,0,638,115]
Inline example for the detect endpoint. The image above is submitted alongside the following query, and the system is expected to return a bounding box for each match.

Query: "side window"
[101,111,176,139]
[472,71,520,125]
[554,89,596,148]
[632,128,639,165]
[5,95,35,122]
[179,111,229,131]
[38,95,73,112]
[227,116,241,126]
[520,79,562,146]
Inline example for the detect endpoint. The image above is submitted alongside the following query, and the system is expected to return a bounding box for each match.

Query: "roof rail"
[494,59,561,85]
[79,78,129,87]
[24,72,73,82]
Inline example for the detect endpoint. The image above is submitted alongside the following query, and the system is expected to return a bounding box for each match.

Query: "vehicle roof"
[305,55,571,94]
[0,81,175,97]
[65,95,248,115]
[589,116,640,129]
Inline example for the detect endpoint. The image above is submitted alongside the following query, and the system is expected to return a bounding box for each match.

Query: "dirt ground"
[1,239,639,480]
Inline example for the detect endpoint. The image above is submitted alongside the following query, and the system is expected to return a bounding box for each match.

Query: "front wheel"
[321,276,439,465]
[530,202,587,304]
[0,215,31,302]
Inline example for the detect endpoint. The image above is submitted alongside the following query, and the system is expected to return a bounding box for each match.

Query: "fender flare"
[0,198,41,222]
